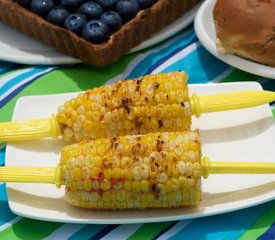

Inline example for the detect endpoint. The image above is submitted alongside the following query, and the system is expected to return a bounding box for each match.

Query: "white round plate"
[0,3,201,65]
[194,0,275,79]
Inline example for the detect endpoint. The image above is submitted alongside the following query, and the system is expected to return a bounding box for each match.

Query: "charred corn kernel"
[61,131,202,210]
[56,72,191,142]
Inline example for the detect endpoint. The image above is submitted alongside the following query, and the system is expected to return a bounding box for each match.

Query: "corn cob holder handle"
[0,71,274,143]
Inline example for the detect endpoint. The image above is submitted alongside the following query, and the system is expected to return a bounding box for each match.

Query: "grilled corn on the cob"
[60,131,202,209]
[56,71,191,142]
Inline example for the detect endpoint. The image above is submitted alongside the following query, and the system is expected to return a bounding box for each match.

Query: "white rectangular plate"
[5,82,275,224]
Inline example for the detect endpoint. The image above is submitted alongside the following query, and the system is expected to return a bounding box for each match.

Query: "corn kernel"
[132,181,140,192]
[83,180,92,191]
[91,167,101,179]
[111,168,121,179]
[72,167,82,181]
[102,191,111,201]
[140,180,149,193]
[100,179,111,191]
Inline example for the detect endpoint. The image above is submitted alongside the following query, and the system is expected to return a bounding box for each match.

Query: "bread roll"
[213,0,275,67]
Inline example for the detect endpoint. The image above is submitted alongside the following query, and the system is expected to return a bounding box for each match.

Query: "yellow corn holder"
[0,71,274,143]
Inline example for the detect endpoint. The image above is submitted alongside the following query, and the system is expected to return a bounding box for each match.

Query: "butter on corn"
[56,71,191,142]
[60,131,202,210]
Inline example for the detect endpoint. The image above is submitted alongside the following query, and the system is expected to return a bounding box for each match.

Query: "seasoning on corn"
[56,71,191,142]
[60,130,202,209]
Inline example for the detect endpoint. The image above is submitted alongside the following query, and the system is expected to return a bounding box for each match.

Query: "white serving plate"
[194,0,275,79]
[5,82,275,224]
[0,3,201,65]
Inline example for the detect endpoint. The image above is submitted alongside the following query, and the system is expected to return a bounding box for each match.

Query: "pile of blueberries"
[15,0,157,44]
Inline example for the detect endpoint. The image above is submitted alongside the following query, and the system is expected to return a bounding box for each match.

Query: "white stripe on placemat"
[156,219,194,240]
[43,223,87,240]
[0,68,32,88]
[99,224,142,240]
[0,216,22,232]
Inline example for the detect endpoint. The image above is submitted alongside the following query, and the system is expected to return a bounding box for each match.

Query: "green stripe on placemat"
[220,68,261,83]
[0,218,63,240]
[239,202,275,239]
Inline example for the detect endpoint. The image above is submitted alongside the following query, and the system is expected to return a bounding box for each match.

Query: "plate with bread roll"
[194,0,275,79]
[2,72,275,224]
[0,0,201,66]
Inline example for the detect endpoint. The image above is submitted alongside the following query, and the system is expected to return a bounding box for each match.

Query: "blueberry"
[136,0,154,9]
[61,0,83,11]
[64,14,87,35]
[47,7,70,26]
[79,2,103,20]
[116,0,139,22]
[16,0,32,8]
[94,0,118,10]
[30,0,55,18]
[82,20,109,44]
[100,11,122,32]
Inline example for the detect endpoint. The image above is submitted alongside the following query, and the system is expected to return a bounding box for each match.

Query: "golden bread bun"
[213,0,275,67]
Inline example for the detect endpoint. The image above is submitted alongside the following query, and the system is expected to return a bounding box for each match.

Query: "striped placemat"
[0,27,275,239]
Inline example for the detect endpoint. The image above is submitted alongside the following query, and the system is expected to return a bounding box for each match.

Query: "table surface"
[0,23,275,240]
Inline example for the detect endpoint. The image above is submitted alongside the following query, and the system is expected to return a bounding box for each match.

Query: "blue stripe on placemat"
[0,183,17,226]
[68,225,107,240]
[0,61,17,74]
[144,34,198,76]
[88,225,120,240]
[0,146,5,166]
[257,222,275,240]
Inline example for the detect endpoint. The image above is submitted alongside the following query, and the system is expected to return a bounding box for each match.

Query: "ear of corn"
[59,131,202,210]
[56,71,191,142]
